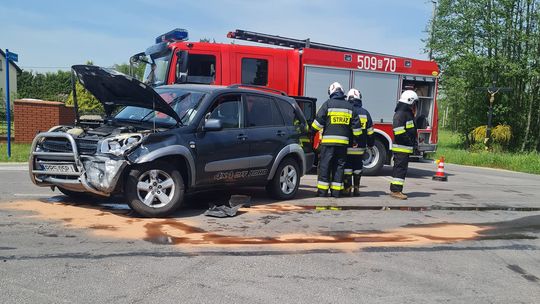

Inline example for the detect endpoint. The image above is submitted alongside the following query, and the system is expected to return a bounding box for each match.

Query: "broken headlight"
[100,134,143,156]
[83,157,126,193]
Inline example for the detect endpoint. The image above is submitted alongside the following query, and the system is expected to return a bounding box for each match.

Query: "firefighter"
[390,90,419,200]
[312,82,362,198]
[343,88,374,197]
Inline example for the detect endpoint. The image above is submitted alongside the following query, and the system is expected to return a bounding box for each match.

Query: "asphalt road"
[1,162,539,303]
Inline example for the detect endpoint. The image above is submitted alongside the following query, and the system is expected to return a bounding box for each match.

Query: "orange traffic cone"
[432,157,448,181]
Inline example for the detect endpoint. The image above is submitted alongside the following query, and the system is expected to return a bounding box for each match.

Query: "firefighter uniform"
[344,98,374,196]
[312,86,361,198]
[390,91,418,199]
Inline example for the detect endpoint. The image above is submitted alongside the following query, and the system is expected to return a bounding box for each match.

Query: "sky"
[0,0,435,73]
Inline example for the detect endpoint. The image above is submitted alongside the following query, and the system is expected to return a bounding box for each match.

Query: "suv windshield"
[114,88,207,126]
[143,52,171,86]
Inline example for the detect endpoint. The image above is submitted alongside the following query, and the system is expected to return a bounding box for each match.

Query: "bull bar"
[29,132,126,197]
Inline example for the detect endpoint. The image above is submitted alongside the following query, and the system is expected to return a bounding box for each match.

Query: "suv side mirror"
[203,119,222,131]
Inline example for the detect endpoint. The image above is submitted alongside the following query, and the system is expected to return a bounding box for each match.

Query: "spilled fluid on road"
[3,198,537,251]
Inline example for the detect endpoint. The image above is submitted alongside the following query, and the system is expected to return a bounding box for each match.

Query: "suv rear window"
[245,95,283,127]
[275,99,295,126]
[241,58,268,86]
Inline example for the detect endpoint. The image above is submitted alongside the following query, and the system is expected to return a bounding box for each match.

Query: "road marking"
[0,166,27,171]
[448,163,539,176]
[13,193,50,197]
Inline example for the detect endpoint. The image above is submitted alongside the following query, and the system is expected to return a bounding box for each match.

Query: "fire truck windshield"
[143,53,171,87]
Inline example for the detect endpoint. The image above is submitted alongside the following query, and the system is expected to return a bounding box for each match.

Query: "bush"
[66,82,103,115]
[471,126,488,143]
[492,125,512,144]
[471,125,512,151]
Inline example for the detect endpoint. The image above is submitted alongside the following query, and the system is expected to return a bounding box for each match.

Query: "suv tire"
[362,138,387,176]
[266,157,300,200]
[125,162,185,217]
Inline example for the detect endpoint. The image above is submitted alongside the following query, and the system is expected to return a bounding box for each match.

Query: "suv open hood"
[71,65,181,122]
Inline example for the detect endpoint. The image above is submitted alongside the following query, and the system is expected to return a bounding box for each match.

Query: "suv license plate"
[41,164,76,174]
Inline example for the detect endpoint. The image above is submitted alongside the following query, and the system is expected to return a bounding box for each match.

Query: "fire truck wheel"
[125,161,185,218]
[362,138,386,176]
[266,157,300,200]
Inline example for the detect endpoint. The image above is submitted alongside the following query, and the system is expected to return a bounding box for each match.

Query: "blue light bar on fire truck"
[155,28,189,44]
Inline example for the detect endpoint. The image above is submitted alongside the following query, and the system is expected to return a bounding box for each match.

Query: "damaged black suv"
[29,65,315,217]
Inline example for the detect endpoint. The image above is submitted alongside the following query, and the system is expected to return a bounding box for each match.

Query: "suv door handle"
[276,130,286,137]
[237,134,248,141]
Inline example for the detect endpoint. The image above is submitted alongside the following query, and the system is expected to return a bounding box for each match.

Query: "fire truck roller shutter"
[303,66,350,110]
[352,71,400,124]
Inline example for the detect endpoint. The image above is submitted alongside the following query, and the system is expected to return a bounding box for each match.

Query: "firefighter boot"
[390,192,408,200]
[353,174,361,197]
[316,190,328,197]
[341,169,352,196]
[331,190,341,198]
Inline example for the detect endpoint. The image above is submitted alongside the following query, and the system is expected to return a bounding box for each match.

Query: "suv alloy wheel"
[125,161,185,217]
[266,157,300,200]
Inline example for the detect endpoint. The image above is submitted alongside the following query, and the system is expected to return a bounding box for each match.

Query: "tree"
[199,38,216,43]
[17,70,71,101]
[66,61,102,114]
[427,0,540,151]
[113,62,146,80]
[66,82,102,114]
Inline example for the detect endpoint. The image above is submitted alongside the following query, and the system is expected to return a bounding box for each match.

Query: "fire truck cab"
[130,29,439,175]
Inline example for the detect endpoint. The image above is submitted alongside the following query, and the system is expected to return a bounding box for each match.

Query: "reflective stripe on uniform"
[347,147,365,155]
[317,181,330,190]
[360,115,368,128]
[352,128,362,136]
[353,169,363,175]
[331,182,344,190]
[321,135,349,145]
[406,120,415,129]
[393,126,406,135]
[312,119,323,131]
[328,108,352,115]
[392,144,413,153]
[299,137,310,147]
[344,169,353,175]
[390,178,405,186]
[367,127,374,135]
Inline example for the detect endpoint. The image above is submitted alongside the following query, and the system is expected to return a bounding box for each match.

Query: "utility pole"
[476,76,512,148]
[429,0,437,60]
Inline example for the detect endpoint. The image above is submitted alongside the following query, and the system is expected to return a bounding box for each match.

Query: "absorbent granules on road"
[1,199,493,253]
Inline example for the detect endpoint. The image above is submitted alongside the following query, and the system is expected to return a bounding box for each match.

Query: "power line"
[20,66,71,69]
[20,65,118,69]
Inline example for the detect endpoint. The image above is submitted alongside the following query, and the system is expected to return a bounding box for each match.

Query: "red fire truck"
[130,29,439,175]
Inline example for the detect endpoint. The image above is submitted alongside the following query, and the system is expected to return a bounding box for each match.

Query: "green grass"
[0,142,31,162]
[434,130,540,175]
[0,121,14,135]
[2,129,539,174]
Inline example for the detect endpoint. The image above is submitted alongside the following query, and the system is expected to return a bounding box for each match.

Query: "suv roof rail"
[227,84,287,96]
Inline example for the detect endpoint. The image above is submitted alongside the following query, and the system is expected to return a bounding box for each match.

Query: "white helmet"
[328,82,343,96]
[399,90,419,105]
[346,88,362,101]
